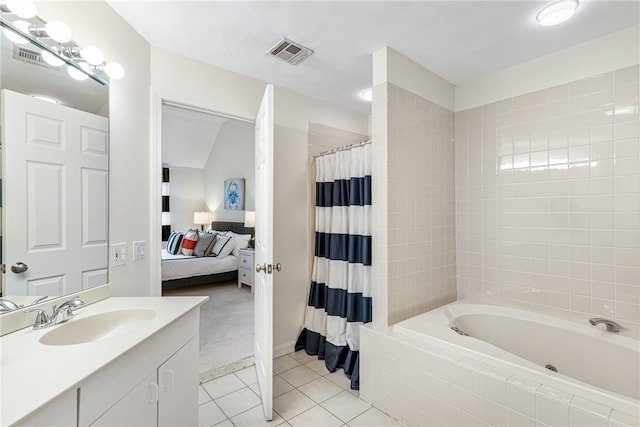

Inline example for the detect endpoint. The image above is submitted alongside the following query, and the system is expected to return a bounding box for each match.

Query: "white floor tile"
[298,377,343,403]
[289,350,318,364]
[215,387,262,418]
[231,404,285,427]
[347,407,401,426]
[324,370,353,390]
[250,382,261,397]
[305,359,331,376]
[274,374,296,397]
[321,390,371,423]
[280,365,322,388]
[199,385,212,405]
[273,389,316,420]
[235,365,259,386]
[213,420,234,427]
[274,355,302,374]
[202,373,246,399]
[199,401,227,427]
[289,405,344,427]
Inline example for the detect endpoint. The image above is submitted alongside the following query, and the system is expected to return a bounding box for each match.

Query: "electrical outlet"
[111,243,127,267]
[133,240,145,261]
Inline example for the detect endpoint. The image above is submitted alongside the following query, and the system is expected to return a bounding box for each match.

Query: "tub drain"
[545,364,558,372]
[450,325,468,336]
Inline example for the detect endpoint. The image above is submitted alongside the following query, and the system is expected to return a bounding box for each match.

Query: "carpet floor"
[164,280,254,382]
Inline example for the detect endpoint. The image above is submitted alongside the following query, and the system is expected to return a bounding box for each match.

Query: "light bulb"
[536,0,579,26]
[81,46,104,66]
[104,61,124,80]
[67,64,88,81]
[46,20,72,43]
[41,50,64,66]
[2,20,29,44]
[5,0,37,19]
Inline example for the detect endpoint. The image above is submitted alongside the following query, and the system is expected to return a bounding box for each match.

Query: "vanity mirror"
[0,15,110,313]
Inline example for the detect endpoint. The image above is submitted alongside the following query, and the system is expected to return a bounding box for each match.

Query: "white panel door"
[1,90,109,296]
[254,84,274,421]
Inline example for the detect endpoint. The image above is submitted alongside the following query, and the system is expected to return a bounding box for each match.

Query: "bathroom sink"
[39,308,157,346]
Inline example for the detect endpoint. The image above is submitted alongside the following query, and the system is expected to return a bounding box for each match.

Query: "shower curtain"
[295,141,372,390]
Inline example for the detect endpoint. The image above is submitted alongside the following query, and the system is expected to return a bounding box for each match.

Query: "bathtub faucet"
[588,318,621,332]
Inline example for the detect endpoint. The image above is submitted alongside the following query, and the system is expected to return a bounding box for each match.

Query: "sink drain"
[545,364,558,372]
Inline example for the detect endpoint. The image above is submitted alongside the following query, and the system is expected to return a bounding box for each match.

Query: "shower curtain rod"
[313,139,371,158]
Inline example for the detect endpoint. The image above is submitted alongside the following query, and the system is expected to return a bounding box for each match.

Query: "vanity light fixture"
[0,9,125,83]
[536,0,579,26]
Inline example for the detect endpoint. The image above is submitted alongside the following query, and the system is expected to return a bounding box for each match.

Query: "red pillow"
[181,229,199,256]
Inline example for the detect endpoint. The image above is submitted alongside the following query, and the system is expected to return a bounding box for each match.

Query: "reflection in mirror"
[0,19,109,313]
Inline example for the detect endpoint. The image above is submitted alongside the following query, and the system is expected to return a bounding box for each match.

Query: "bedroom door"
[254,84,274,420]
[2,89,109,296]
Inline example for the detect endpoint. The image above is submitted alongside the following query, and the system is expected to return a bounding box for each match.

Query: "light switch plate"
[133,240,145,261]
[111,243,126,267]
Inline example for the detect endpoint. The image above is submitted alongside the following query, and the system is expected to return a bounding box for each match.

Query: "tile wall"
[455,65,640,337]
[372,82,457,327]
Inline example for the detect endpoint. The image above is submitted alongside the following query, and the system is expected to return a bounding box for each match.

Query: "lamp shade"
[194,211,211,226]
[244,211,255,228]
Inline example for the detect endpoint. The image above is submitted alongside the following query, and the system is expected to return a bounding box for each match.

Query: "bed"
[161,221,254,291]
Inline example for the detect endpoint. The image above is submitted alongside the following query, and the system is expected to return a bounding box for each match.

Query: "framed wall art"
[224,178,244,210]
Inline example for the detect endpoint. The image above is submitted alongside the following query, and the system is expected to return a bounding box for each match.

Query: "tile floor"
[199,351,401,427]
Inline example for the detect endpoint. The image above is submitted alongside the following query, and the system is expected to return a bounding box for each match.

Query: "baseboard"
[274,340,297,358]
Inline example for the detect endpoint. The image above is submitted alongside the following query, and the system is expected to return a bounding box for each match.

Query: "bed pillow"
[193,231,217,257]
[226,231,252,256]
[166,231,183,255]
[209,235,232,257]
[181,229,199,256]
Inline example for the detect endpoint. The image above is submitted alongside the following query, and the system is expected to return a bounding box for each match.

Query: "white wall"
[36,1,152,297]
[456,25,640,111]
[203,120,255,223]
[167,166,205,233]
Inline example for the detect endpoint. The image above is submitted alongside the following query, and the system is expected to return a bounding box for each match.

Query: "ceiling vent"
[13,45,55,68]
[267,38,313,65]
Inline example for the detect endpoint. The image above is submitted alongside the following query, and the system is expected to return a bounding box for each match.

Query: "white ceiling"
[161,104,228,168]
[108,1,639,115]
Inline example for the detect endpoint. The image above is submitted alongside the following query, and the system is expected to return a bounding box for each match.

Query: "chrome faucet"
[589,318,621,332]
[0,296,48,313]
[0,298,21,312]
[27,296,85,330]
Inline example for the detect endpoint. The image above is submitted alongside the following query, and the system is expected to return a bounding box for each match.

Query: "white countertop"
[0,296,207,426]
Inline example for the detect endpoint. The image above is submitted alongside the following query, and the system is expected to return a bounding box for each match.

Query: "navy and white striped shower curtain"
[295,142,372,390]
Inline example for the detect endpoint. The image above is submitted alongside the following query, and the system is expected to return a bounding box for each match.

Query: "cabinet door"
[90,371,158,427]
[16,388,77,427]
[158,336,199,426]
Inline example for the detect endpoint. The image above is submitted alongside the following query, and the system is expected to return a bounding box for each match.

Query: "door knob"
[256,263,267,273]
[275,263,281,272]
[11,262,28,274]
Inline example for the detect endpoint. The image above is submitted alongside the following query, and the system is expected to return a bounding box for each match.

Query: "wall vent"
[267,38,313,65]
[13,46,56,68]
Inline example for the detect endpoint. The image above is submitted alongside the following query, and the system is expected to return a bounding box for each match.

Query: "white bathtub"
[392,301,640,422]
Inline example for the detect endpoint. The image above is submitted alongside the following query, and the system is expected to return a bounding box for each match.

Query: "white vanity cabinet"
[15,389,77,427]
[79,309,200,426]
[1,297,207,427]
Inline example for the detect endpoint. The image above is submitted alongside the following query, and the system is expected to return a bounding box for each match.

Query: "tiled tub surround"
[360,301,640,427]
[455,66,640,338]
[372,83,457,328]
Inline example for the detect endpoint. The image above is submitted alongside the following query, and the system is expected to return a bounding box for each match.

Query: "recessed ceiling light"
[360,88,372,102]
[536,0,579,26]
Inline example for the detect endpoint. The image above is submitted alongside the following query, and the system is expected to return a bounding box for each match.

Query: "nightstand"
[238,248,254,293]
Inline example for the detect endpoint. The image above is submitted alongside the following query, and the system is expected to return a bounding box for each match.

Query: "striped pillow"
[166,231,183,255]
[181,229,199,256]
[209,235,232,257]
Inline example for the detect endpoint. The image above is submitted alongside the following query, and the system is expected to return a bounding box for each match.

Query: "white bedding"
[161,250,238,281]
